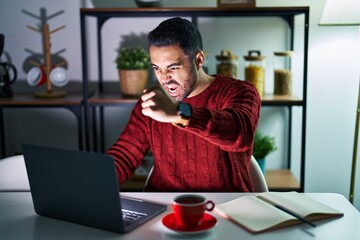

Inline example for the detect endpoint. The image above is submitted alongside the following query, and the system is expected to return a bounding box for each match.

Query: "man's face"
[149,45,198,102]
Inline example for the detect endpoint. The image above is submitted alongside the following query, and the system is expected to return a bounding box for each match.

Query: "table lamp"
[319,0,360,204]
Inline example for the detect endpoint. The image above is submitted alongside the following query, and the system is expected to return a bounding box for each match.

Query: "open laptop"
[22,144,167,233]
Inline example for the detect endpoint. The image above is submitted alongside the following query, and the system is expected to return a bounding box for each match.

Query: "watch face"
[179,102,192,119]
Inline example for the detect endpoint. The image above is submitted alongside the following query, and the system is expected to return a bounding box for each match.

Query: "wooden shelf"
[261,94,303,106]
[265,169,300,191]
[88,92,138,105]
[0,93,83,106]
[80,7,310,16]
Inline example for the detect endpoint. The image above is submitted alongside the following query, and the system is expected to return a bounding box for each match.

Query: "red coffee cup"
[27,66,46,87]
[172,194,215,227]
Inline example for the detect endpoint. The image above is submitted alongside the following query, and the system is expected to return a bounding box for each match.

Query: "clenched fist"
[141,85,180,123]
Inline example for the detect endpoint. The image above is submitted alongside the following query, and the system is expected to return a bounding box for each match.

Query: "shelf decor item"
[274,51,293,96]
[217,0,255,8]
[115,47,151,97]
[252,131,277,173]
[319,0,360,205]
[26,23,67,98]
[244,50,265,98]
[0,34,17,98]
[216,50,238,79]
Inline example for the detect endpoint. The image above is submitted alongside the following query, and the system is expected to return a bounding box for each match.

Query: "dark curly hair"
[148,17,203,59]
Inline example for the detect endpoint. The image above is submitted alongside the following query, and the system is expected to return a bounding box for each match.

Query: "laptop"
[22,144,167,233]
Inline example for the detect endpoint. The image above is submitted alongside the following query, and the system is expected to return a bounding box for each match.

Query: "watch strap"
[172,102,192,128]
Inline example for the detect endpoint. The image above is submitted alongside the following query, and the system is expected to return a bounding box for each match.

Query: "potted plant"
[252,131,277,173]
[115,47,151,97]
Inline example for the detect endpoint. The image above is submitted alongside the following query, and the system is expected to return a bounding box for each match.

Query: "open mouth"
[167,85,178,93]
[164,82,180,95]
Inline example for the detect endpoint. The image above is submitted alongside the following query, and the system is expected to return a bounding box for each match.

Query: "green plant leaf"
[115,47,151,70]
[252,131,277,159]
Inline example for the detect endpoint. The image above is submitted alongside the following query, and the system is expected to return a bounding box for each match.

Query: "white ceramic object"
[50,67,69,87]
[27,67,46,87]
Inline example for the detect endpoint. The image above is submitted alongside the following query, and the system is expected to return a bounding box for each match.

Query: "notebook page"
[215,195,297,233]
[257,192,343,219]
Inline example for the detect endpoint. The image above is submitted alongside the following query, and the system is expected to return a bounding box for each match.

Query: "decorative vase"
[118,69,148,97]
[256,158,265,174]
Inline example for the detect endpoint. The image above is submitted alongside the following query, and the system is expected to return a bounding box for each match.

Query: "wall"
[0,0,359,208]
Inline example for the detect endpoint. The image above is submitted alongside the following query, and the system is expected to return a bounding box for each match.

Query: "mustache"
[163,79,179,86]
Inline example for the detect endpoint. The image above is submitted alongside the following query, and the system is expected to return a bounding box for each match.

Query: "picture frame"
[217,0,256,8]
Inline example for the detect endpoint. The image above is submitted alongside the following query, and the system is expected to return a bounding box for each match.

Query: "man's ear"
[195,51,205,70]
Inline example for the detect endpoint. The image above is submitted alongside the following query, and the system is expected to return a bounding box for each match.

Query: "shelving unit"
[0,93,84,158]
[80,7,309,192]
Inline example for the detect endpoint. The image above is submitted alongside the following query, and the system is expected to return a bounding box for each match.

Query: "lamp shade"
[319,0,360,26]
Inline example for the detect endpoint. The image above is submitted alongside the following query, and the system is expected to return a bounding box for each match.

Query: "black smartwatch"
[172,102,192,127]
[178,102,192,119]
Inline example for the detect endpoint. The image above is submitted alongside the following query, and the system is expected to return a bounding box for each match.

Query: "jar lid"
[244,50,265,61]
[274,51,293,56]
[216,50,238,60]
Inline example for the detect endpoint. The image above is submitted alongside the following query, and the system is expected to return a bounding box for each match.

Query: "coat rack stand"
[27,23,66,98]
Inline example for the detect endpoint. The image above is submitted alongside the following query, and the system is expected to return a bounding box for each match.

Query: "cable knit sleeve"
[106,100,150,184]
[184,77,261,152]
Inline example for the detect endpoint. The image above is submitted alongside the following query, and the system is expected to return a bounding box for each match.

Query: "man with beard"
[107,17,261,192]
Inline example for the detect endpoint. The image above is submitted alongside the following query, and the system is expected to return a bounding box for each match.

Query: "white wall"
[0,0,359,208]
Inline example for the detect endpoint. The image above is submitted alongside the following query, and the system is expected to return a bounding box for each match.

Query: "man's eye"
[169,66,180,71]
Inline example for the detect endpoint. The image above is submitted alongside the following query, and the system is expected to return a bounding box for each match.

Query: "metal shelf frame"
[80,7,309,191]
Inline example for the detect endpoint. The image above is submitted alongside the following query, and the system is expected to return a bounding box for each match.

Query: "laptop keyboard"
[122,209,148,226]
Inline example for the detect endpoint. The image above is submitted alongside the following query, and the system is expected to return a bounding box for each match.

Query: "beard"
[169,65,198,102]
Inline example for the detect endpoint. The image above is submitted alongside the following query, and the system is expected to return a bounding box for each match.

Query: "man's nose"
[158,70,171,82]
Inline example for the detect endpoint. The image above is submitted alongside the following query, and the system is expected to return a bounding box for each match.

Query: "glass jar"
[244,50,266,98]
[216,50,238,78]
[274,51,293,95]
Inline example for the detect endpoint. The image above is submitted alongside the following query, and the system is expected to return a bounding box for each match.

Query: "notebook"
[22,144,167,233]
[214,191,343,233]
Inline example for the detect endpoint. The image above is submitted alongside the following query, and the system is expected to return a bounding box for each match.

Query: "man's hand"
[141,85,180,123]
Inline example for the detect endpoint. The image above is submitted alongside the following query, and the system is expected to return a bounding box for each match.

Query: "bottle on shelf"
[273,51,293,96]
[244,50,266,98]
[216,50,238,79]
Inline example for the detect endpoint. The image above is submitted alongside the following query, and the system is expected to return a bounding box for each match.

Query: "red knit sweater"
[107,75,261,192]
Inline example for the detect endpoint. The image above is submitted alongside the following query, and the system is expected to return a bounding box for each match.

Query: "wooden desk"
[0,192,359,239]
